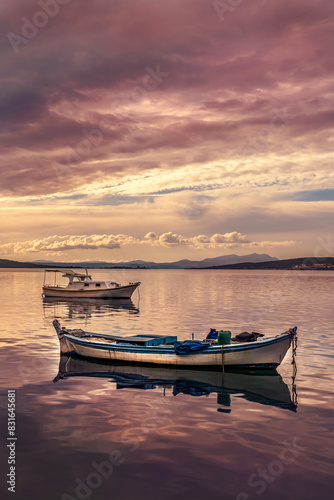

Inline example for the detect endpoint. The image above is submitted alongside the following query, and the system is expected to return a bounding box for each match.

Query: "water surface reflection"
[43,296,140,322]
[0,269,333,500]
[54,355,298,413]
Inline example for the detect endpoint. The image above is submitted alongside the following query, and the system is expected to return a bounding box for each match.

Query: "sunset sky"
[0,0,333,263]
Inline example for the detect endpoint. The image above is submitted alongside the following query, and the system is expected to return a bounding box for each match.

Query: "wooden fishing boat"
[43,269,140,299]
[53,320,297,369]
[54,355,297,411]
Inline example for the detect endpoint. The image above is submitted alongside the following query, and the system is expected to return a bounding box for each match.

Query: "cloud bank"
[0,232,296,256]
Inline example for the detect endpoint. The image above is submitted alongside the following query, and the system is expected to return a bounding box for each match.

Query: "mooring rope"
[291,332,298,408]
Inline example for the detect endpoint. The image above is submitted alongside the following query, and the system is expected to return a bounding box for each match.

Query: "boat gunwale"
[62,329,294,355]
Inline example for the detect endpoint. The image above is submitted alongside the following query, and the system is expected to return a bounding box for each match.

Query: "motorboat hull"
[43,282,140,299]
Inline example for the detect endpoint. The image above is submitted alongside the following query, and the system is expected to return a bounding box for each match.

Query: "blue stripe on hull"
[65,332,291,356]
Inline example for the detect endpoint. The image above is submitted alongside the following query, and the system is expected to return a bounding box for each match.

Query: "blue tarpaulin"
[206,328,218,340]
[174,340,210,355]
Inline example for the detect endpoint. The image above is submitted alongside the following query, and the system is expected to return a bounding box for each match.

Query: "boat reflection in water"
[43,296,139,320]
[54,355,298,413]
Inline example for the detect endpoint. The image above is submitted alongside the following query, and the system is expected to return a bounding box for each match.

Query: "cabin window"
[84,283,89,287]
[95,283,101,287]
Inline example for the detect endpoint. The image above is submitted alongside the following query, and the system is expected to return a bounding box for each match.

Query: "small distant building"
[293,263,334,270]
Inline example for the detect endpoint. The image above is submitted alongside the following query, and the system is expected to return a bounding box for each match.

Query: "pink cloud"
[0,0,333,198]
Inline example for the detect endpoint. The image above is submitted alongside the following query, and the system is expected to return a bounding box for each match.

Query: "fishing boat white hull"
[43,283,140,299]
[53,321,297,369]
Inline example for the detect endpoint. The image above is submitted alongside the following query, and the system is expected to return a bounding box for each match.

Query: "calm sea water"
[0,269,333,500]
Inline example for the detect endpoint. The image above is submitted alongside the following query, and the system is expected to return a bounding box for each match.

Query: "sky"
[0,0,333,263]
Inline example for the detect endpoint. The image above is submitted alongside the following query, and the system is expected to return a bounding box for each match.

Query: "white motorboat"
[43,269,140,299]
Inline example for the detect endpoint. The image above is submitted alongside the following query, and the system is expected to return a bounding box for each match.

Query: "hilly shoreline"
[202,257,334,270]
[1,255,333,270]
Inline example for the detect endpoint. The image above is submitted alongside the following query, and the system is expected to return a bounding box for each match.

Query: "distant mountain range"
[30,253,277,269]
[0,258,40,268]
[0,254,333,270]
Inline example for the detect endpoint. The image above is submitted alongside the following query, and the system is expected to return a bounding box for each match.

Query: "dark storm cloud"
[0,0,333,196]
